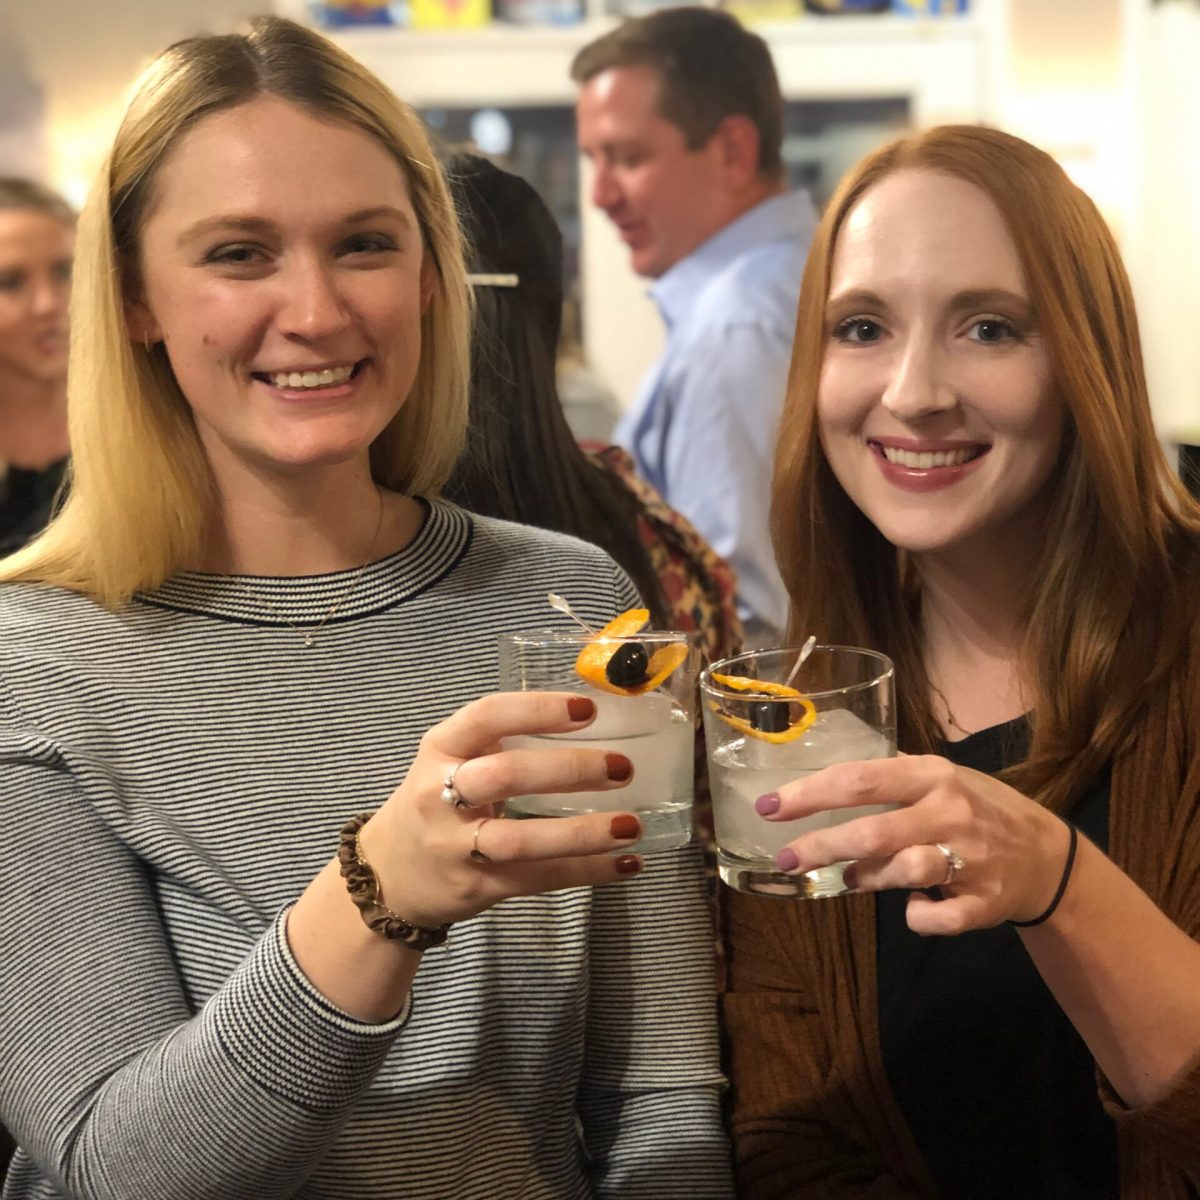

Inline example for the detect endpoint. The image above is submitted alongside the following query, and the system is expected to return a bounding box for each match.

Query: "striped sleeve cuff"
[209,908,411,1113]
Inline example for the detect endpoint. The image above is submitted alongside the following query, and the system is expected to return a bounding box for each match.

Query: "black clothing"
[0,457,66,557]
[876,717,1118,1199]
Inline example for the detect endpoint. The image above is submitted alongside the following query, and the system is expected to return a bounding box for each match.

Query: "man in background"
[573,7,816,646]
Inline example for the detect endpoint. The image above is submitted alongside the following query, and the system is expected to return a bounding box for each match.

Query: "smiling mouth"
[253,361,365,391]
[871,442,989,469]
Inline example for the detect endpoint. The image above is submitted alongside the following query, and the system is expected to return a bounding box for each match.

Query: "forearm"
[287,851,421,1023]
[1,761,405,1200]
[1022,832,1200,1108]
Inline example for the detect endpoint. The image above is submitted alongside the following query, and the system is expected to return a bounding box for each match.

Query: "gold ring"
[470,817,492,864]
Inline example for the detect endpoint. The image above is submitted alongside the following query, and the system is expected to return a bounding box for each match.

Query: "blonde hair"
[772,124,1200,812]
[0,16,470,607]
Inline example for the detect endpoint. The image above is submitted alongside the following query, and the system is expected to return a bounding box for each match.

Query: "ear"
[711,114,763,189]
[419,253,438,316]
[124,295,163,348]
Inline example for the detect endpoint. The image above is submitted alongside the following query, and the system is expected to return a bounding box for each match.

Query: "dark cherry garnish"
[750,700,790,734]
[605,642,650,688]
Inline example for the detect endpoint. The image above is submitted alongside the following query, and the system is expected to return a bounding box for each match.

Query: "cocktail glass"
[499,629,698,854]
[700,645,896,897]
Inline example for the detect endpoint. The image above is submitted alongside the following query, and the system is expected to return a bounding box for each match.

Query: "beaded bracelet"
[1010,820,1079,929]
[337,812,451,951]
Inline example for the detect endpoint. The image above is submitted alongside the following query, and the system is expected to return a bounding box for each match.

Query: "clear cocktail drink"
[500,629,698,854]
[702,646,896,896]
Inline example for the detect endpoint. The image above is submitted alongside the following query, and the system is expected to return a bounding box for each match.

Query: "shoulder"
[460,508,619,573]
[445,505,639,623]
[0,580,116,653]
[678,259,803,352]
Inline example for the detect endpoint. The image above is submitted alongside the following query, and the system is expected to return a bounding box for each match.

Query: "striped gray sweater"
[0,500,733,1200]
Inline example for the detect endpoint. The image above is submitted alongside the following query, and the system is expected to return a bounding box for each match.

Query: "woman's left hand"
[758,754,1072,934]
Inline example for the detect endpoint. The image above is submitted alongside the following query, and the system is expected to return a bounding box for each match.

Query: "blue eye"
[833,318,883,344]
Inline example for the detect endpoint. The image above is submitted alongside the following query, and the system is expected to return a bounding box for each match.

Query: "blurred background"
[3,0,1198,458]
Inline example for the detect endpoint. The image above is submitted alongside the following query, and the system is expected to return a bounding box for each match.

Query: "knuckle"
[839,761,878,800]
[483,756,518,799]
[857,824,890,860]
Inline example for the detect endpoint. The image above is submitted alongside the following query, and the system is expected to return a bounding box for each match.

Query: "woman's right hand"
[356,691,643,930]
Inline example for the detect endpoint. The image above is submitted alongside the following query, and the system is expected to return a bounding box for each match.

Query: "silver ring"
[440,762,472,811]
[470,817,492,864]
[934,842,965,886]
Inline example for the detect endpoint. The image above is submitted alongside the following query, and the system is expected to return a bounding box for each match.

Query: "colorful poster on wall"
[410,0,491,28]
[312,0,404,27]
[890,0,969,13]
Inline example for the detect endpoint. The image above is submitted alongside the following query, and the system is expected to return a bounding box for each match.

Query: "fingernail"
[568,696,595,721]
[842,865,859,891]
[775,847,800,872]
[605,753,633,782]
[755,792,781,816]
[615,854,642,876]
[610,814,641,840]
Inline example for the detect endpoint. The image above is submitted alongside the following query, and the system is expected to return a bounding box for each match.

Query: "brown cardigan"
[722,630,1200,1198]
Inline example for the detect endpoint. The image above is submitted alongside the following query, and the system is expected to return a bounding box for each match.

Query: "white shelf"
[314,14,985,111]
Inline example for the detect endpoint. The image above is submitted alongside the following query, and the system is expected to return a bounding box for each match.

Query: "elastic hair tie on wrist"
[1010,820,1079,929]
[337,812,451,951]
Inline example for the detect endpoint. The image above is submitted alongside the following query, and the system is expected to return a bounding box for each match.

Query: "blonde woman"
[723,126,1200,1197]
[0,19,732,1200]
[0,178,73,555]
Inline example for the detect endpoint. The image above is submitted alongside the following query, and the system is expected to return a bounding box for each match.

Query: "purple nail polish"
[775,847,800,872]
[755,792,781,816]
[842,865,859,891]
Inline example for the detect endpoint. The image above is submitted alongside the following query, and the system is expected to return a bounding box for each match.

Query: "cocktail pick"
[547,592,599,637]
[783,635,817,690]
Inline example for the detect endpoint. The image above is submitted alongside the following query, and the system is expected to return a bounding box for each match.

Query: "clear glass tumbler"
[499,629,699,854]
[701,645,896,897]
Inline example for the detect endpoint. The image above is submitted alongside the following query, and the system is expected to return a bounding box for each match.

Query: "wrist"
[341,812,451,950]
[1010,814,1077,927]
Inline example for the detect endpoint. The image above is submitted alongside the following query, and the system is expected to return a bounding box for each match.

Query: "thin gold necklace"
[928,679,973,739]
[250,487,385,649]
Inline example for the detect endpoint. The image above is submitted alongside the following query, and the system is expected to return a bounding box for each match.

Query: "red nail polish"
[568,696,595,722]
[615,854,642,876]
[605,753,633,782]
[610,814,641,840]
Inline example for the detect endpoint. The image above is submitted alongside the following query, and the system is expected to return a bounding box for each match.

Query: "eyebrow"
[177,206,414,246]
[827,286,1036,319]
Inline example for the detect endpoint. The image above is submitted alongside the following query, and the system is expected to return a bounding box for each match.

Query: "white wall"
[0,0,266,205]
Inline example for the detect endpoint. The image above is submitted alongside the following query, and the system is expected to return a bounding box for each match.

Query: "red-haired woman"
[723,125,1200,1199]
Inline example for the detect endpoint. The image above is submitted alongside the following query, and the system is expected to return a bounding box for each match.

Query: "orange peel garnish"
[573,607,686,696]
[710,672,803,698]
[708,672,817,742]
[633,643,689,694]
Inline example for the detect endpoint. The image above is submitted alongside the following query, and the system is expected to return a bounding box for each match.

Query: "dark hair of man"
[0,178,75,223]
[570,7,785,184]
[443,154,669,627]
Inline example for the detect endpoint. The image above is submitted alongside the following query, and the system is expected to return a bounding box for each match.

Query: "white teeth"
[269,365,354,390]
[881,446,977,469]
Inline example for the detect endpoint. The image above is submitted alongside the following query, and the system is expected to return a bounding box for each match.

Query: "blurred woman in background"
[0,179,73,556]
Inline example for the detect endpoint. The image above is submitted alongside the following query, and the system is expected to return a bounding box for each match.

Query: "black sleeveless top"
[876,718,1118,1198]
[0,457,66,556]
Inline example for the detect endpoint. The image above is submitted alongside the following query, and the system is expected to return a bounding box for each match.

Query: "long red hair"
[772,124,1200,811]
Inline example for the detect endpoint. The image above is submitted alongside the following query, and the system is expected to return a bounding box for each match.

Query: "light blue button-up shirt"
[613,190,818,647]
